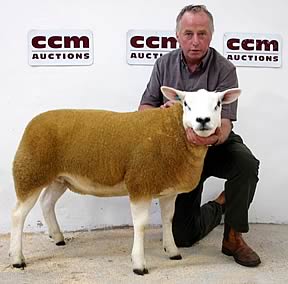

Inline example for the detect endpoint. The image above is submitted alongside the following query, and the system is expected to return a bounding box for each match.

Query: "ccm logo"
[32,36,90,49]
[130,36,177,49]
[227,38,279,51]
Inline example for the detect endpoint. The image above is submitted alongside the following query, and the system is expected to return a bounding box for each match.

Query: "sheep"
[9,86,240,275]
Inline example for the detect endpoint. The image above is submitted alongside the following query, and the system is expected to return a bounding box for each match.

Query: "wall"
[0,0,287,233]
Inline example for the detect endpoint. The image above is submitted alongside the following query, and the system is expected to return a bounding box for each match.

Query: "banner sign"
[28,30,94,66]
[223,33,282,68]
[127,30,179,65]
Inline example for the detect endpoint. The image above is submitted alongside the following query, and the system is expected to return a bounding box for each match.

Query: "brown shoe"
[222,225,261,267]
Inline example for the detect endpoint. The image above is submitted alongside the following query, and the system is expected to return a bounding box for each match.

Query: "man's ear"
[160,86,185,101]
[176,31,180,41]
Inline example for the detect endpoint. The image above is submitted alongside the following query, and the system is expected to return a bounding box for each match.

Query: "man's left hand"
[186,118,232,146]
[186,128,219,146]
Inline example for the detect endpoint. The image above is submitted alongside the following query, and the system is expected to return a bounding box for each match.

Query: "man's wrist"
[213,137,220,145]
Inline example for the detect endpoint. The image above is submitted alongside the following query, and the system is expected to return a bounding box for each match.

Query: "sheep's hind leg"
[159,194,182,260]
[130,199,151,275]
[40,180,67,245]
[9,190,42,268]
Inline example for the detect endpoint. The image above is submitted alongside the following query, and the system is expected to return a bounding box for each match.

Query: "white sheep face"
[161,87,241,137]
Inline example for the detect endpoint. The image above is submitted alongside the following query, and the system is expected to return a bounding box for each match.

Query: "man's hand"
[138,100,178,111]
[160,100,178,109]
[186,118,232,146]
[186,128,219,146]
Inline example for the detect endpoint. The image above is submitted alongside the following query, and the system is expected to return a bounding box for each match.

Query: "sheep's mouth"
[195,125,212,132]
[199,126,210,131]
[194,128,214,138]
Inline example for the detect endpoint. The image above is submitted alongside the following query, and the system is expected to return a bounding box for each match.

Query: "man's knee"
[228,133,260,178]
[236,151,260,179]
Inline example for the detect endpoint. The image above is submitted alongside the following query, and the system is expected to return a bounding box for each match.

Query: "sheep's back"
[14,107,182,187]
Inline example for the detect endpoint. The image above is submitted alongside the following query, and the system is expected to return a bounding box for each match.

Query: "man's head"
[176,5,214,65]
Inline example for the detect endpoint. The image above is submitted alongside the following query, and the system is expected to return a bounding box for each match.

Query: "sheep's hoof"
[56,241,66,246]
[133,268,149,275]
[13,262,26,269]
[170,254,182,260]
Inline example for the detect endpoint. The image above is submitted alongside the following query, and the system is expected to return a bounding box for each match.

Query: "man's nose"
[191,35,200,46]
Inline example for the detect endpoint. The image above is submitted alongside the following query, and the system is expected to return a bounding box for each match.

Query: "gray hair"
[176,4,214,34]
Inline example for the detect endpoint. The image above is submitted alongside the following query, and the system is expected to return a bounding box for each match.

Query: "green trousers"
[172,132,260,247]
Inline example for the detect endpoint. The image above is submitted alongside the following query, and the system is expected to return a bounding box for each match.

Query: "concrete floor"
[0,224,287,283]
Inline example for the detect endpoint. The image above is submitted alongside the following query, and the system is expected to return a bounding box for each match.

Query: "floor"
[0,224,287,283]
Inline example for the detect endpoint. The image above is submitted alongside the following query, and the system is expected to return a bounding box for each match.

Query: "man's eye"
[185,32,193,38]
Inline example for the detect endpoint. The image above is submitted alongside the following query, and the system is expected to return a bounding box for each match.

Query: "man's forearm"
[216,118,232,145]
[138,104,156,111]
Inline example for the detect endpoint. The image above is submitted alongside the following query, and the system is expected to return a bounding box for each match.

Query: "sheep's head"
[161,86,241,137]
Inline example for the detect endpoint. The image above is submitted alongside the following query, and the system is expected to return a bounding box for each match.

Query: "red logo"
[223,33,282,68]
[226,38,278,52]
[130,35,177,49]
[31,35,90,49]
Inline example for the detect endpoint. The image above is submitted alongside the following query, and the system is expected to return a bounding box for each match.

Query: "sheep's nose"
[196,117,210,126]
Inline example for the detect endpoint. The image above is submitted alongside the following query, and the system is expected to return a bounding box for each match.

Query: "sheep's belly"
[57,174,128,197]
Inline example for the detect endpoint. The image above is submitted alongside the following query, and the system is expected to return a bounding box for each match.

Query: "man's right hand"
[160,100,178,109]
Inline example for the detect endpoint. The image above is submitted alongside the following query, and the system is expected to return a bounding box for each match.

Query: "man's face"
[176,11,212,64]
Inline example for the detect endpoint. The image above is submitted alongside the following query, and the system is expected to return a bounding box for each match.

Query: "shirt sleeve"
[139,60,164,107]
[216,66,239,121]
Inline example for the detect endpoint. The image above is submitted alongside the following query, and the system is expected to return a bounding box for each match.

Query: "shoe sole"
[222,247,261,267]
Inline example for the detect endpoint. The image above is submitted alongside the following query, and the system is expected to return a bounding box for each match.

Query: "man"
[138,4,261,267]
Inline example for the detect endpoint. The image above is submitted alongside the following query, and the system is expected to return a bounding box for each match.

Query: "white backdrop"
[0,0,287,233]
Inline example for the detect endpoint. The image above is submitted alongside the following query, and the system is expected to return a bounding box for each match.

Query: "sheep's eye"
[215,100,221,110]
[184,101,191,111]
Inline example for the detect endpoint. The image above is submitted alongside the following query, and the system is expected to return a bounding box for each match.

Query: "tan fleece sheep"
[9,86,240,275]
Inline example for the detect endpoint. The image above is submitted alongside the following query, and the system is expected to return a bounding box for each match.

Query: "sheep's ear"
[160,86,185,101]
[219,88,241,105]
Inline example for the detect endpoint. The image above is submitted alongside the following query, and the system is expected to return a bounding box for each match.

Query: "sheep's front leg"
[159,194,182,260]
[130,199,151,275]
